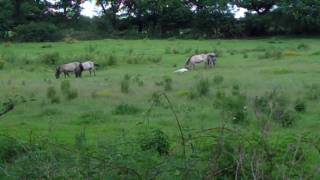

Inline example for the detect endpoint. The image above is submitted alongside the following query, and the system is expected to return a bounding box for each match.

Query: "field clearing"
[0,38,319,178]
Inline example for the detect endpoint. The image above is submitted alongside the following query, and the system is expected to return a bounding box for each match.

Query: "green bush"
[112,103,141,115]
[163,76,173,91]
[0,137,26,163]
[294,99,306,112]
[107,55,117,66]
[0,60,5,70]
[66,89,78,100]
[139,129,170,155]
[40,52,60,65]
[60,80,71,94]
[253,91,297,127]
[46,86,60,104]
[222,95,247,124]
[196,78,210,96]
[147,56,162,64]
[213,75,224,85]
[14,22,61,42]
[231,84,240,96]
[121,76,130,94]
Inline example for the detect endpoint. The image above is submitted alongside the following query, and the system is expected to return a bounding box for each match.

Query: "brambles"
[253,91,297,127]
[139,128,170,155]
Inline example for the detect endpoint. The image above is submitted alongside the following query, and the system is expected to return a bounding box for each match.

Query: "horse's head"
[55,66,61,79]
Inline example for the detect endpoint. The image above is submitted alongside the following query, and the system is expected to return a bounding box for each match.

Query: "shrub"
[107,55,117,66]
[14,22,61,42]
[222,95,247,124]
[0,60,5,70]
[60,80,71,94]
[46,86,60,104]
[112,103,141,115]
[294,99,306,112]
[243,53,248,59]
[40,52,60,65]
[139,128,170,155]
[0,137,26,163]
[279,110,296,128]
[121,75,130,94]
[305,84,320,101]
[148,56,162,64]
[213,75,224,85]
[231,84,240,96]
[165,47,171,54]
[163,76,172,91]
[63,36,78,44]
[196,78,210,96]
[66,89,78,100]
[184,48,192,54]
[297,43,310,51]
[41,44,52,48]
[253,91,297,127]
[150,92,162,106]
[259,50,282,59]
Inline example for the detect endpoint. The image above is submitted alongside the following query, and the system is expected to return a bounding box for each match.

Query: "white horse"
[185,53,216,70]
[81,61,99,76]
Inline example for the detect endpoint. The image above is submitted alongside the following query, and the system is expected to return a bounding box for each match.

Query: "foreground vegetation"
[0,38,319,178]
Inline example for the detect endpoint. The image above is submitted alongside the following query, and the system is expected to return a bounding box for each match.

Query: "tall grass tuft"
[196,78,210,96]
[121,74,130,93]
[163,76,172,91]
[47,86,60,104]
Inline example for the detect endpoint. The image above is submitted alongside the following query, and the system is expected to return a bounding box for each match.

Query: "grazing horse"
[185,53,217,70]
[55,62,83,79]
[81,61,99,76]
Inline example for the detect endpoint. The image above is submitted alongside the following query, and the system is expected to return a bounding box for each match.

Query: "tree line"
[0,0,320,41]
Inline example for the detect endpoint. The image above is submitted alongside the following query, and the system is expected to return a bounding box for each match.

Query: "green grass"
[0,38,319,178]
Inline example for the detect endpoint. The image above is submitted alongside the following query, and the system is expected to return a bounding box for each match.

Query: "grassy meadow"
[0,38,319,178]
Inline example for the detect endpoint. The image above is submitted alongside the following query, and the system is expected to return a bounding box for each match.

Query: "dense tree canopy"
[0,0,319,41]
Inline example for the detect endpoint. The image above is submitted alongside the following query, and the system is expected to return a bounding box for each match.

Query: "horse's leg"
[89,69,92,76]
[93,68,96,76]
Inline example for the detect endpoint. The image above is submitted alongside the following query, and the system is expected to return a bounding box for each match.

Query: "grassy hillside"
[0,38,319,178]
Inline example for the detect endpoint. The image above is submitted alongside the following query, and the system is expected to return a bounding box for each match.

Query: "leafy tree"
[234,0,276,15]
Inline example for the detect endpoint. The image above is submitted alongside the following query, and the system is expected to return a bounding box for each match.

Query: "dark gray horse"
[55,62,83,79]
[185,53,217,70]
